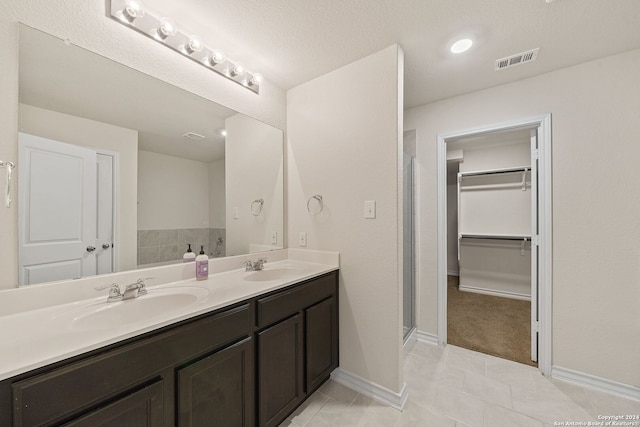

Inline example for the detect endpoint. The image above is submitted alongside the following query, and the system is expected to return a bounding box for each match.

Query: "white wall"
[458,140,530,172]
[209,159,225,229]
[0,0,286,289]
[225,114,284,256]
[18,104,138,274]
[287,45,404,393]
[138,150,210,230]
[406,48,640,386]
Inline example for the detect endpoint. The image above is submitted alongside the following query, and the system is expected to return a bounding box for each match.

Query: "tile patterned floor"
[280,341,640,426]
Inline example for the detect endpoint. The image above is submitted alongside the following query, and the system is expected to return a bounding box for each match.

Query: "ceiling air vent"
[495,48,540,71]
[182,132,206,141]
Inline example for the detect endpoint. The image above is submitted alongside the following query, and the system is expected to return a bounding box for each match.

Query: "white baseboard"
[551,366,640,402]
[403,328,417,356]
[458,284,531,301]
[330,368,408,410]
[415,330,439,346]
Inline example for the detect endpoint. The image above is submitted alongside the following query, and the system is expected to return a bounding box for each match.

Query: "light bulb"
[250,73,263,86]
[221,130,227,137]
[204,50,225,67]
[212,50,225,64]
[155,18,177,40]
[450,38,473,54]
[120,0,144,22]
[231,63,244,77]
[184,36,203,55]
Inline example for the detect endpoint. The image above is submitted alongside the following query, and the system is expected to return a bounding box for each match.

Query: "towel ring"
[1,160,15,209]
[251,199,264,216]
[307,194,323,215]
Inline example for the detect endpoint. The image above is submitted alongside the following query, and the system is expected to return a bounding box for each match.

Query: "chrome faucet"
[96,278,152,302]
[95,283,123,302]
[122,278,149,300]
[242,258,267,272]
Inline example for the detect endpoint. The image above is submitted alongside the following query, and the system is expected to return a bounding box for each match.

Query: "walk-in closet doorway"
[436,115,552,375]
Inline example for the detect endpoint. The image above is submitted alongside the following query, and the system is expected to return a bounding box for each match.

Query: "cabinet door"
[63,381,163,427]
[306,297,338,393]
[177,337,254,427]
[258,314,303,427]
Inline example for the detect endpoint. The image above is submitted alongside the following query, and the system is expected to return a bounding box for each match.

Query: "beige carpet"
[447,275,537,367]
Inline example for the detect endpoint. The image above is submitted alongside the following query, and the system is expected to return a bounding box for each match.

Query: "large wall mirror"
[17,24,284,286]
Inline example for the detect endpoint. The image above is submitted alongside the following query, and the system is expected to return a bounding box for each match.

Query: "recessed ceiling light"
[221,130,227,137]
[450,38,473,54]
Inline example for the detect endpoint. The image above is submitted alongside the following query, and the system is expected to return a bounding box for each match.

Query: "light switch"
[271,231,278,245]
[233,207,239,219]
[364,200,376,219]
[299,232,307,247]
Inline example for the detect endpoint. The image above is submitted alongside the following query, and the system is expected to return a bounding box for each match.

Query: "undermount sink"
[52,286,210,330]
[243,266,304,282]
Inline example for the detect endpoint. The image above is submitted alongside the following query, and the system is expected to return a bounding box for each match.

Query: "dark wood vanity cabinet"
[8,303,252,427]
[0,270,338,427]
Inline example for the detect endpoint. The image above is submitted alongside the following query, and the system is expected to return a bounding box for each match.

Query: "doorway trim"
[96,148,120,275]
[436,114,552,375]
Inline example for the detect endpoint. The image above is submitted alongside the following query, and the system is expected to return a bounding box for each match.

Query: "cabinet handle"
[102,243,111,249]
[86,246,96,252]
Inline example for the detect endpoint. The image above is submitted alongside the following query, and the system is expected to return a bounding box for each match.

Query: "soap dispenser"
[196,245,209,280]
[183,243,196,263]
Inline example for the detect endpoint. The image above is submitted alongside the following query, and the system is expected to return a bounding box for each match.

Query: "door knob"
[102,243,111,249]
[86,246,96,252]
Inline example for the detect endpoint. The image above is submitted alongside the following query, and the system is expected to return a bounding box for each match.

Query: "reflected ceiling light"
[109,0,262,94]
[450,38,473,54]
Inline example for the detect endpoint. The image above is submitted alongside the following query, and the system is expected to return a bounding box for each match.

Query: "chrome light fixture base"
[109,0,261,94]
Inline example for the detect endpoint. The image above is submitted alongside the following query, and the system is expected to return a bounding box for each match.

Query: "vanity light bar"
[109,0,262,94]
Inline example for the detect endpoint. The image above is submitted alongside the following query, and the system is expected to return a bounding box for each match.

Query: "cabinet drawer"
[256,272,337,328]
[12,304,251,426]
[63,380,164,427]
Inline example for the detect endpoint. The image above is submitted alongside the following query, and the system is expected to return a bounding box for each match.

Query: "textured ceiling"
[145,0,640,108]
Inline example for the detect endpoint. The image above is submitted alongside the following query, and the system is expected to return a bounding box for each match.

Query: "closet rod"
[458,165,530,178]
[459,234,530,241]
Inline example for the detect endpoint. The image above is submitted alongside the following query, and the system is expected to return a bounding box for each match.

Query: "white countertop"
[0,253,338,382]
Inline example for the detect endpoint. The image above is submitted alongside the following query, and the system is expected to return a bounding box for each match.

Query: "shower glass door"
[403,153,415,340]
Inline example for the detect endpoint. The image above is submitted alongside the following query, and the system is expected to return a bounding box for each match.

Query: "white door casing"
[530,129,539,362]
[96,153,115,276]
[436,114,552,375]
